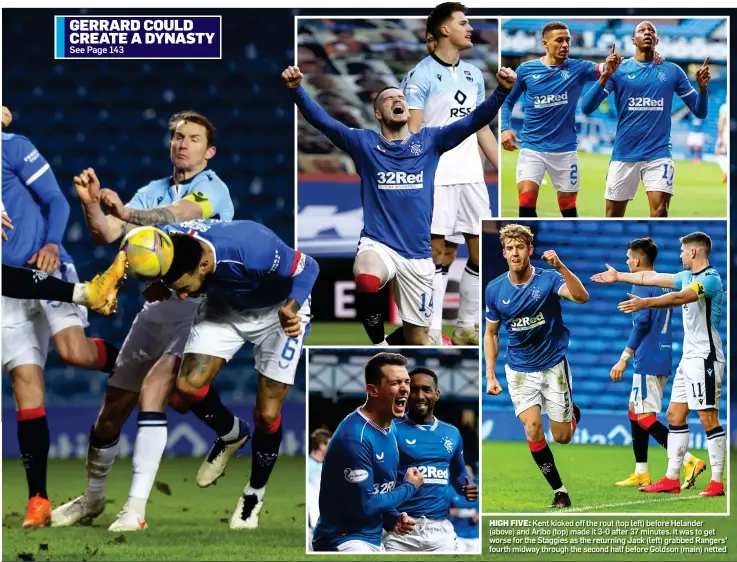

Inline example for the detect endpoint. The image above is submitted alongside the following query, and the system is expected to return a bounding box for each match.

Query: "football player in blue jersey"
[2,128,122,527]
[582,21,711,218]
[484,224,589,508]
[607,238,705,489]
[592,232,725,498]
[157,219,318,528]
[312,352,424,553]
[384,367,478,552]
[286,63,515,346]
[52,112,243,532]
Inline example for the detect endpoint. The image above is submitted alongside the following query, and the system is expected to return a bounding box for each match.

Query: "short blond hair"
[500,223,533,247]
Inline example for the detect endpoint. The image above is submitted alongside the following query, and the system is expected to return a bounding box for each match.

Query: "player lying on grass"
[286,63,514,346]
[607,238,705,489]
[592,231,725,497]
[485,223,588,508]
[312,353,424,552]
[383,367,478,552]
[582,21,710,218]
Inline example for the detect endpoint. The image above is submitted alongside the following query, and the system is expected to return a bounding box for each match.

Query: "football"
[119,226,174,281]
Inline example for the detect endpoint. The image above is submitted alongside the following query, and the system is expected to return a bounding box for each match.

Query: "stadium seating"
[2,9,302,406]
[482,220,729,414]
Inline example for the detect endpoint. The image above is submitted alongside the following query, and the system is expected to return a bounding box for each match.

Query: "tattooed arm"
[100,188,205,227]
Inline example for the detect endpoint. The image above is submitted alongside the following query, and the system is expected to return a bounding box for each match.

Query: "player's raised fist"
[393,512,416,535]
[404,467,424,489]
[496,67,516,90]
[590,263,619,284]
[541,250,563,270]
[696,57,711,92]
[501,129,521,152]
[2,106,12,129]
[486,376,502,396]
[100,188,129,221]
[282,65,304,88]
[73,168,101,205]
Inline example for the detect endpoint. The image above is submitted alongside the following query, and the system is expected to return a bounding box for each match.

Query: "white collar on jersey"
[380,131,411,145]
[357,406,391,435]
[404,415,439,431]
[185,232,218,273]
[508,266,536,289]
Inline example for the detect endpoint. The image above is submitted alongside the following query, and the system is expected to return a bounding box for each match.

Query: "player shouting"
[312,352,424,552]
[384,367,478,552]
[484,224,588,508]
[592,232,725,497]
[286,63,514,346]
[582,21,710,217]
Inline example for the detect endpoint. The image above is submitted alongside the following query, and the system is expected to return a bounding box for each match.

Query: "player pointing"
[485,224,588,508]
[592,232,725,497]
[286,63,514,345]
[582,21,710,217]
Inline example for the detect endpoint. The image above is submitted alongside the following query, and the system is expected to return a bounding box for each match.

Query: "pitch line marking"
[562,495,712,513]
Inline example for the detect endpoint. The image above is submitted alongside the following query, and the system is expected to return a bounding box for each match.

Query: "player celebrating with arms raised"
[286,64,514,345]
[592,232,725,497]
[384,367,478,552]
[608,238,705,489]
[484,224,589,508]
[582,21,710,217]
[312,353,424,552]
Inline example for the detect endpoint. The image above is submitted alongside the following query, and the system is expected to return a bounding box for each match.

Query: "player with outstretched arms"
[592,232,725,497]
[402,2,500,346]
[312,353,424,552]
[582,21,710,217]
[160,219,318,526]
[383,367,478,552]
[607,238,705,489]
[484,224,589,508]
[286,63,514,346]
[52,111,246,532]
[501,21,617,218]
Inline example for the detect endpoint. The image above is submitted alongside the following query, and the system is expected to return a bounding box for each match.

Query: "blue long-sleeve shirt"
[581,59,708,162]
[291,84,509,259]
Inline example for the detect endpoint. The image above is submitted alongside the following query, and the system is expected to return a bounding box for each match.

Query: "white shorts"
[505,358,573,423]
[630,374,668,414]
[432,182,489,238]
[336,540,384,553]
[108,299,200,393]
[1,263,87,372]
[356,237,434,328]
[670,357,724,411]
[457,537,481,553]
[516,149,580,192]
[183,299,311,385]
[383,518,458,552]
[605,158,674,201]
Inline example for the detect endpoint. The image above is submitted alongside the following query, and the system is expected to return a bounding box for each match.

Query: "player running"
[52,111,243,532]
[501,21,616,218]
[582,21,710,217]
[383,367,478,552]
[607,238,705,489]
[286,63,514,346]
[312,352,424,552]
[2,130,120,528]
[484,224,589,508]
[160,219,318,527]
[402,3,500,346]
[592,232,725,497]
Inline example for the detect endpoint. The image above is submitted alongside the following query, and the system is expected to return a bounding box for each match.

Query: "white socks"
[666,424,689,480]
[431,264,449,333]
[635,462,648,475]
[128,412,168,517]
[458,260,479,330]
[86,433,120,502]
[706,426,726,483]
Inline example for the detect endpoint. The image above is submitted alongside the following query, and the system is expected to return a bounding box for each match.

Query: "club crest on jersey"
[410,142,423,155]
[442,436,453,453]
[531,287,541,301]
[464,69,473,82]
[560,69,570,80]
[657,70,667,82]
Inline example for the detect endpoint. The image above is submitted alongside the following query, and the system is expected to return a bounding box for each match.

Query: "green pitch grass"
[2,457,305,561]
[307,322,458,346]
[482,441,728,515]
[501,151,727,218]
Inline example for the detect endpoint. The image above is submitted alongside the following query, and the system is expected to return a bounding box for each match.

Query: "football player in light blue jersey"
[313,353,425,553]
[402,3,500,346]
[307,428,332,548]
[384,367,478,552]
[52,111,243,532]
[607,238,704,490]
[592,231,725,498]
[501,21,608,218]
[582,21,711,218]
[484,224,589,508]
[286,63,514,346]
